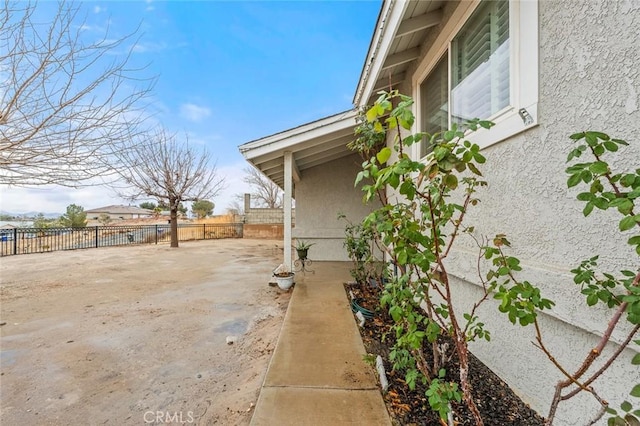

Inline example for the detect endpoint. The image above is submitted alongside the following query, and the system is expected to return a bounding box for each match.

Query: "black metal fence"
[0,223,243,256]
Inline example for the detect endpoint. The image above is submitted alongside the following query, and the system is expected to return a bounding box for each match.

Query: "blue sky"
[1,0,381,215]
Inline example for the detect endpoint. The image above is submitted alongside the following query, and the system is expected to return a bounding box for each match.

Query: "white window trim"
[413,0,538,157]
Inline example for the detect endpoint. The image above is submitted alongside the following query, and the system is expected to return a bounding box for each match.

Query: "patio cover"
[238,110,358,268]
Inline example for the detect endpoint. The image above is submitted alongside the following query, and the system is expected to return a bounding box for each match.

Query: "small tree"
[157,200,186,214]
[98,213,112,226]
[226,198,244,216]
[33,213,54,229]
[192,200,214,219]
[116,129,225,247]
[139,202,157,210]
[59,204,87,228]
[243,166,283,208]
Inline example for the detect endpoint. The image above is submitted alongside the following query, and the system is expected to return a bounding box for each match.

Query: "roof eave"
[239,109,357,161]
[353,0,410,107]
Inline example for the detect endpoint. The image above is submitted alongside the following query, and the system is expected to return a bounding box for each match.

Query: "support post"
[284,151,293,270]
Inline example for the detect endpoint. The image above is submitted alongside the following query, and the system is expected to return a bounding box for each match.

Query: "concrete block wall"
[242,193,295,225]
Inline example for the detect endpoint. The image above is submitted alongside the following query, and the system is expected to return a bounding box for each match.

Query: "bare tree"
[243,166,283,208]
[0,1,153,186]
[226,196,244,215]
[116,129,225,247]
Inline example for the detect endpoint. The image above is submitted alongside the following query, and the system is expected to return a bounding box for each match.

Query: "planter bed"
[345,284,545,425]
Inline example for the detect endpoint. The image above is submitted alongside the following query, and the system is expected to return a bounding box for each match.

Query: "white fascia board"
[239,110,357,160]
[354,0,411,107]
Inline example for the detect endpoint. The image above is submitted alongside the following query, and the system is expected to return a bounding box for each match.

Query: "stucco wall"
[294,153,378,261]
[397,1,640,424]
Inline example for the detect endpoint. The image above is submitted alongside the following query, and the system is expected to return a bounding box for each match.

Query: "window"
[420,55,448,157]
[417,0,538,155]
[451,0,509,126]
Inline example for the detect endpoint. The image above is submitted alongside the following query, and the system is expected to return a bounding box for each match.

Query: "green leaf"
[589,161,609,175]
[444,174,458,190]
[620,216,638,232]
[604,141,619,152]
[585,133,598,146]
[567,148,583,162]
[581,170,593,183]
[588,131,610,140]
[569,132,585,140]
[632,352,640,365]
[618,199,635,215]
[434,146,449,161]
[591,197,608,210]
[621,401,633,412]
[583,202,595,217]
[631,384,640,398]
[376,147,392,165]
[468,162,482,176]
[576,192,594,202]
[474,152,486,164]
[366,106,379,122]
[568,173,582,188]
[388,173,400,189]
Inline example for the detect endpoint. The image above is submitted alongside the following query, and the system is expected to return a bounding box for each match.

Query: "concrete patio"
[250,262,391,425]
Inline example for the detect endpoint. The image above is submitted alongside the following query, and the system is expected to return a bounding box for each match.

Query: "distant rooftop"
[85,205,153,215]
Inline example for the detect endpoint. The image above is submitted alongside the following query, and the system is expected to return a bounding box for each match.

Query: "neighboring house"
[85,205,153,222]
[239,1,639,424]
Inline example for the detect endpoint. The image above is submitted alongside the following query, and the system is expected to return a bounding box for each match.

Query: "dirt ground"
[0,239,290,426]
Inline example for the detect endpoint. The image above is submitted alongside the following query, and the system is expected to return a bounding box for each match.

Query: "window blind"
[420,55,448,157]
[450,0,510,125]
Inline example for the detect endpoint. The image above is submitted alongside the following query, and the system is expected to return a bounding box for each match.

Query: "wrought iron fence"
[0,223,243,257]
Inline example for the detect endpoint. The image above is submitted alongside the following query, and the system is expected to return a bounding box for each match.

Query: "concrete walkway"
[250,262,391,425]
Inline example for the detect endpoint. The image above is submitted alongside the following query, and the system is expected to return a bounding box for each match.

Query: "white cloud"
[180,103,212,123]
[93,5,105,14]
[131,41,168,54]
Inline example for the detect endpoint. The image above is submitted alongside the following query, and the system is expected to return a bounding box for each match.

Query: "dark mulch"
[346,283,545,426]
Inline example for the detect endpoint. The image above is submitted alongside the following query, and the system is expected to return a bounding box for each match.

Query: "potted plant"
[295,240,315,260]
[273,264,295,290]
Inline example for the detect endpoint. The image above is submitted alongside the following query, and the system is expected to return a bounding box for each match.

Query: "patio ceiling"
[238,110,358,190]
[238,0,445,188]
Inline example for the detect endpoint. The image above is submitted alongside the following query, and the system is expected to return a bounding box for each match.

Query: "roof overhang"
[354,0,444,107]
[238,110,358,190]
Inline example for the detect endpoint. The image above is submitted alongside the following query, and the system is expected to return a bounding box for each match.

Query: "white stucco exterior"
[293,153,379,261]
